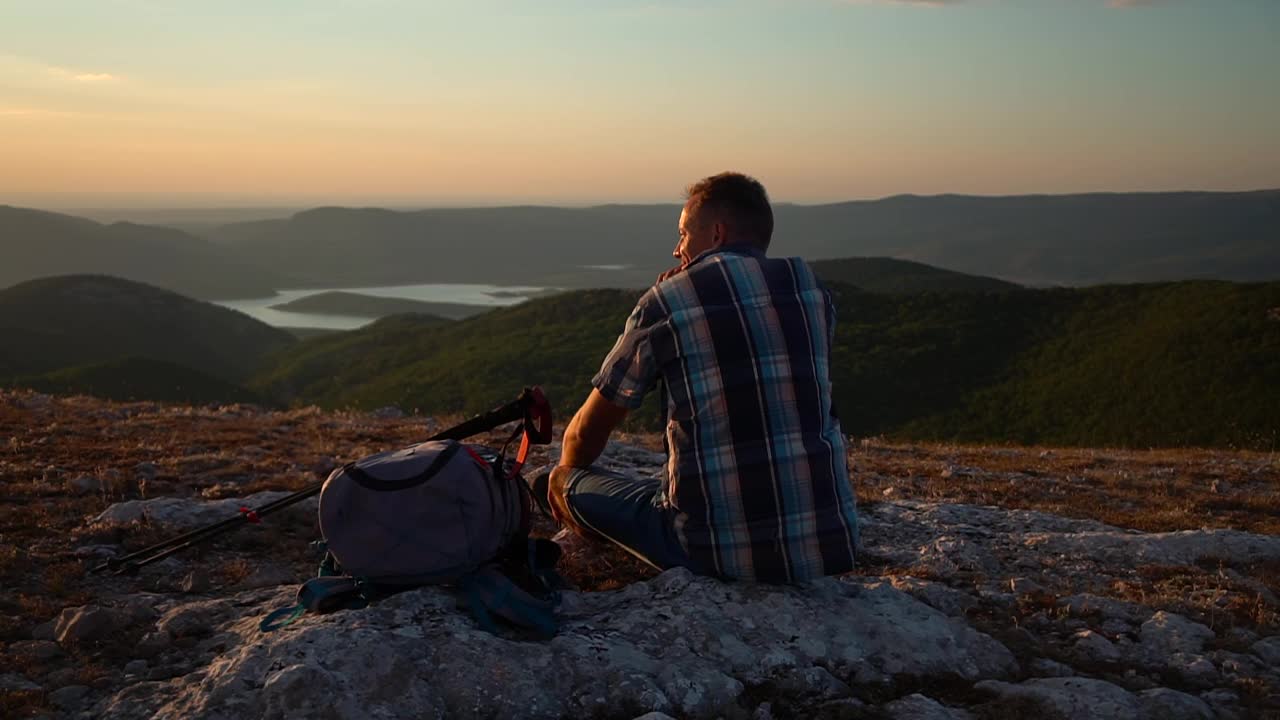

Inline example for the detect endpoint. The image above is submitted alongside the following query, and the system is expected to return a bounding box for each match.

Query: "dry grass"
[850,439,1280,535]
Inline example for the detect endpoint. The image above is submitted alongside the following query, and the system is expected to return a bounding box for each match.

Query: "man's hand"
[547,465,602,539]
[656,263,687,284]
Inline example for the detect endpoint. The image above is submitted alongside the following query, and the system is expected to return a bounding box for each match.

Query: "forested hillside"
[254,281,1280,449]
[0,276,295,383]
[4,273,1276,448]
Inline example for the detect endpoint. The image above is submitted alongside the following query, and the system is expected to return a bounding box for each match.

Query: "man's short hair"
[685,172,774,250]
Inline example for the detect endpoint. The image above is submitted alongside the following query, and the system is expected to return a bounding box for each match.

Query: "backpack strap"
[457,537,566,639]
[260,576,372,632]
[527,537,568,594]
[262,540,568,637]
[458,566,558,639]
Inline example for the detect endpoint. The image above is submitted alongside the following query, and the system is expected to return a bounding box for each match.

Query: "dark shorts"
[562,466,707,574]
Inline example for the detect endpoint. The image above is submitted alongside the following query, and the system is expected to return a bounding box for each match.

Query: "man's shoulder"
[701,253,826,292]
[653,253,826,311]
[632,284,675,322]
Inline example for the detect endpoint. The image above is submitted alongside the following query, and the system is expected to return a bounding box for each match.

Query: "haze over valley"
[4,188,1277,309]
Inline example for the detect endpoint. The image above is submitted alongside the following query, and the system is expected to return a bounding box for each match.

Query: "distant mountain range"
[0,206,291,299]
[4,191,1277,297]
[778,191,1280,286]
[202,190,1280,289]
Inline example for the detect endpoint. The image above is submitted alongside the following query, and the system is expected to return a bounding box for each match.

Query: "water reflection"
[214,282,545,330]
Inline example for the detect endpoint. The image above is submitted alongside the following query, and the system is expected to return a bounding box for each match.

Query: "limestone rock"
[1199,688,1242,719]
[1099,618,1134,638]
[975,677,1143,720]
[1135,687,1213,720]
[0,673,41,693]
[1168,654,1219,688]
[48,684,91,710]
[1008,577,1045,595]
[94,491,316,531]
[1028,658,1075,677]
[888,577,978,617]
[1072,630,1121,664]
[1058,594,1152,624]
[19,433,1278,717]
[156,599,232,639]
[914,535,999,576]
[10,639,62,660]
[235,564,296,590]
[882,693,975,719]
[30,618,56,640]
[95,570,1016,719]
[1138,611,1215,657]
[1024,528,1280,567]
[1250,635,1280,666]
[54,604,119,645]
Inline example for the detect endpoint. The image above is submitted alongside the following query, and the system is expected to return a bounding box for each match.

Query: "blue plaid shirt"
[591,244,859,582]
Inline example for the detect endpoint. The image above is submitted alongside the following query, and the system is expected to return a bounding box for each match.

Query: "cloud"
[0,107,84,117]
[73,72,119,83]
[47,66,122,83]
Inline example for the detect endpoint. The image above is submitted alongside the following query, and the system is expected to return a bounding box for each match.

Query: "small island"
[270,291,489,320]
[485,287,564,300]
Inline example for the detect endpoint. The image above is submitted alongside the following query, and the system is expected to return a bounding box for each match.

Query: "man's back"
[594,245,859,582]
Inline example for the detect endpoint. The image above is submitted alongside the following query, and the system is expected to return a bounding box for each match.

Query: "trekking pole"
[91,388,549,575]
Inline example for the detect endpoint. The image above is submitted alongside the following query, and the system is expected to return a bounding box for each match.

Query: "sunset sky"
[2,0,1277,207]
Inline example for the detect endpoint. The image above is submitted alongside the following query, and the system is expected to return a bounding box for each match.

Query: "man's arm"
[558,388,629,468]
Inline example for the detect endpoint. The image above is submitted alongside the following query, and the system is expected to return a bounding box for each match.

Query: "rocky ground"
[0,389,1277,719]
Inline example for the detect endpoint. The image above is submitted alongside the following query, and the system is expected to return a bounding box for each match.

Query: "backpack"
[261,392,564,638]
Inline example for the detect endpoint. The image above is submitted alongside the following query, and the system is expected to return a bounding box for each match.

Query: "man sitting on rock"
[542,171,859,583]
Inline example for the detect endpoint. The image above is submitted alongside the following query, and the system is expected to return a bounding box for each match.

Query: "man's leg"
[547,465,697,573]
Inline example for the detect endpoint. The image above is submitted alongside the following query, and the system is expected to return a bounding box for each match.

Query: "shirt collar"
[687,242,766,268]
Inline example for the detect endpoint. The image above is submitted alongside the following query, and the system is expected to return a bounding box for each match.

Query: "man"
[543,172,858,583]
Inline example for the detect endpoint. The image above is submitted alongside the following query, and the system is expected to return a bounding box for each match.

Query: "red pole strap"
[507,386,553,480]
[524,386,553,444]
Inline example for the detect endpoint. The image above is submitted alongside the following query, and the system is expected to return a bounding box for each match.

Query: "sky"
[1,0,1278,207]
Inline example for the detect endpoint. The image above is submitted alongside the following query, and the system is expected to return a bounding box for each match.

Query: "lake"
[215,282,548,330]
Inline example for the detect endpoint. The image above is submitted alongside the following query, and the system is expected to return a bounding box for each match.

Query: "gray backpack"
[320,439,526,584]
[262,438,564,637]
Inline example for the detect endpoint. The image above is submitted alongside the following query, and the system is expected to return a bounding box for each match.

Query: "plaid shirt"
[592,244,859,582]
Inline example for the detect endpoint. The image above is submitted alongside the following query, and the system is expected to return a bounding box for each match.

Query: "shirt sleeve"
[591,292,663,410]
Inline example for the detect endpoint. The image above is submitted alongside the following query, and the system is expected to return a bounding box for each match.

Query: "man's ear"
[712,220,729,248]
